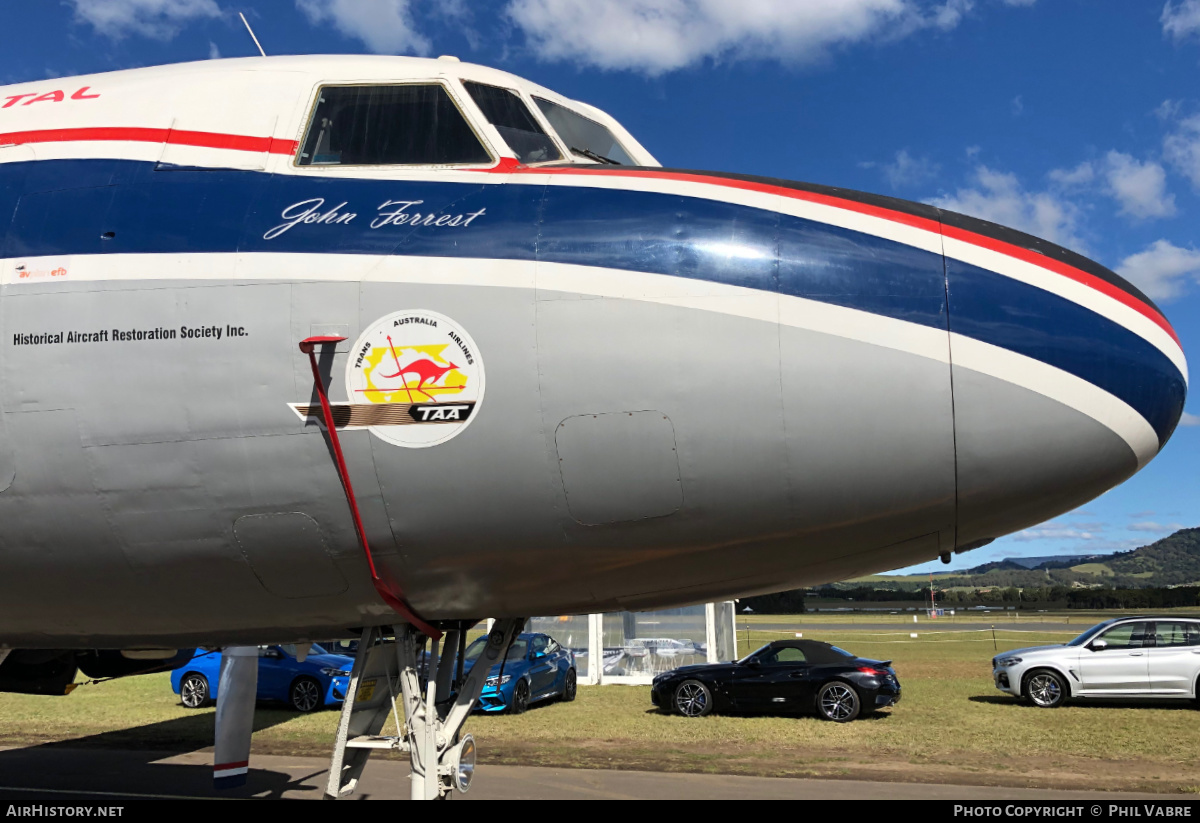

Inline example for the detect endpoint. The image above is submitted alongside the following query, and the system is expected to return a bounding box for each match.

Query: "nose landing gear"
[325,618,524,800]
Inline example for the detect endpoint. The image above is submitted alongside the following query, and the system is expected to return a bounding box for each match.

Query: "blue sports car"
[170,644,353,712]
[462,632,577,713]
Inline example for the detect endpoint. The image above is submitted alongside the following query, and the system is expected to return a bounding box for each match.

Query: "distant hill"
[1102,528,1200,585]
[1003,553,1113,570]
[847,528,1200,590]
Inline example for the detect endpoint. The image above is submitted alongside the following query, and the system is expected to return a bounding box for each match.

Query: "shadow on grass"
[644,707,894,721]
[969,694,1198,710]
[0,712,313,799]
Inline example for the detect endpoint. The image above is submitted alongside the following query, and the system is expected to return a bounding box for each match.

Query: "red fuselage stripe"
[213,761,249,771]
[516,166,1180,347]
[0,132,1176,345]
[0,126,298,155]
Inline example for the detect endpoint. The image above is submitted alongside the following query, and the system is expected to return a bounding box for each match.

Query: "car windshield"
[463,636,487,664]
[1066,619,1122,646]
[737,644,772,664]
[463,636,529,664]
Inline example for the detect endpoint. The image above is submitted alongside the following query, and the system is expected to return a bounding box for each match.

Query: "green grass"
[2,619,1199,793]
[1071,563,1115,576]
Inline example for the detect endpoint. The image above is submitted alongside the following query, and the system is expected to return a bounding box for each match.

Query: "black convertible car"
[651,639,900,722]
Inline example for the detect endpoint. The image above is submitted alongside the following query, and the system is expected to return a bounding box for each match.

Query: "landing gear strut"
[324,618,524,800]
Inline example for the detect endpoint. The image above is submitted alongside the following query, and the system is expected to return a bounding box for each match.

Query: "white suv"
[992,617,1200,708]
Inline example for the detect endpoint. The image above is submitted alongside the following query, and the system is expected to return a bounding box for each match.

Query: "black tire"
[1024,669,1067,708]
[561,668,577,702]
[816,680,862,722]
[673,679,713,717]
[289,677,323,713]
[510,679,530,714]
[179,672,209,709]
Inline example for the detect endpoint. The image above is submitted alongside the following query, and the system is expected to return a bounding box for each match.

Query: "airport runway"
[0,747,1171,801]
[752,621,1081,634]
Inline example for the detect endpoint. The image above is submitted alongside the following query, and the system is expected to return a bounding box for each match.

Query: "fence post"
[704,603,719,664]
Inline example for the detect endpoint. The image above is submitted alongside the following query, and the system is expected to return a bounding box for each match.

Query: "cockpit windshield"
[463,81,562,165]
[533,97,635,166]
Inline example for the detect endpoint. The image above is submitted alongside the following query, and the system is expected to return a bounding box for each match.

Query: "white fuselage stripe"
[0,251,1156,460]
[1,149,1182,375]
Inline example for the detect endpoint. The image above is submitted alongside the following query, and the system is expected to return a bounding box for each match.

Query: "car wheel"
[179,673,209,709]
[510,679,530,714]
[561,668,577,702]
[1024,669,1067,708]
[673,679,713,718]
[817,681,861,722]
[289,677,323,713]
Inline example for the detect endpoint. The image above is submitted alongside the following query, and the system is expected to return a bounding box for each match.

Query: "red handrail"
[299,337,441,641]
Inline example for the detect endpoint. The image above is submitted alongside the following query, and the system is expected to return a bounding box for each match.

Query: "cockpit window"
[463,81,562,164]
[532,97,635,166]
[297,84,491,167]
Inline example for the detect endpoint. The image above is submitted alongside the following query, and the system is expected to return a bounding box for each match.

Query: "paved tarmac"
[0,747,1172,801]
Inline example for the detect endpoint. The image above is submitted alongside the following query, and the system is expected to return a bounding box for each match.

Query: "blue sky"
[5,0,1200,575]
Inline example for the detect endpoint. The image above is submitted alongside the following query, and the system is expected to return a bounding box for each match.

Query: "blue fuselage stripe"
[948,261,1185,446]
[0,159,1183,444]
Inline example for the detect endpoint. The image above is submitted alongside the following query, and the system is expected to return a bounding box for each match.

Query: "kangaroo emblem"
[381,358,460,400]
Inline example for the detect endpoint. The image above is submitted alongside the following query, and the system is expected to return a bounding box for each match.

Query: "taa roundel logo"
[344,310,485,448]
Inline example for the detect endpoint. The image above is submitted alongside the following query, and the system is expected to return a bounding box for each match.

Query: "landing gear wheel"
[289,677,322,713]
[673,679,713,717]
[562,668,577,702]
[180,673,209,709]
[510,679,530,714]
[1025,670,1067,708]
[817,681,861,722]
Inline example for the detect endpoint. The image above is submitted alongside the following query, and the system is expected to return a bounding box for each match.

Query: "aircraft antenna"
[239,12,267,57]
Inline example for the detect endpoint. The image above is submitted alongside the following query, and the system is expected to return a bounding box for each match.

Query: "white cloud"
[1128,521,1185,532]
[1048,154,1174,220]
[870,149,940,189]
[930,165,1085,249]
[1180,412,1200,426]
[1049,161,1095,186]
[1156,99,1182,122]
[1162,0,1200,40]
[505,0,977,75]
[1164,113,1200,190]
[208,40,221,59]
[931,0,974,30]
[68,0,220,40]
[1102,151,1176,219]
[1013,521,1101,542]
[1115,239,1200,301]
[296,0,430,55]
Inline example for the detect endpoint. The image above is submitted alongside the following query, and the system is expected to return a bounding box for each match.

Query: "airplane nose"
[942,223,1188,550]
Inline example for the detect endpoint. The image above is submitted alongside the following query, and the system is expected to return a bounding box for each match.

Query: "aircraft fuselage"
[0,56,1185,648]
